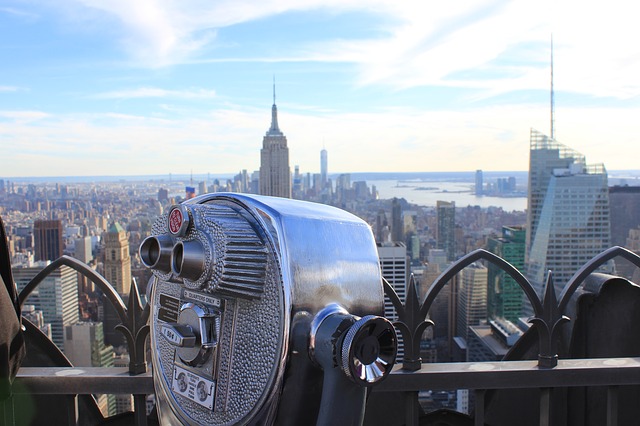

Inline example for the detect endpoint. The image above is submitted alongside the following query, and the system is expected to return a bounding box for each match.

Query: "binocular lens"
[171,240,206,281]
[140,235,173,273]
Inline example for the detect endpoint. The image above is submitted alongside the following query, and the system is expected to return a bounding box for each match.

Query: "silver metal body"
[146,193,384,425]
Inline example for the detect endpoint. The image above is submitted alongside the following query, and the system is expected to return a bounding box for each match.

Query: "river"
[367,179,527,211]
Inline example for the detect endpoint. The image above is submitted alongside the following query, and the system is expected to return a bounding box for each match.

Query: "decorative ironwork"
[383,275,433,371]
[382,246,640,370]
[559,246,640,312]
[530,272,568,368]
[18,255,150,374]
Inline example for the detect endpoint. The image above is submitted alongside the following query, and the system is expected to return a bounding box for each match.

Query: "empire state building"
[259,84,291,198]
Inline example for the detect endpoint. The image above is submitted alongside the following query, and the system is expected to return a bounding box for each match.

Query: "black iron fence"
[6,247,640,425]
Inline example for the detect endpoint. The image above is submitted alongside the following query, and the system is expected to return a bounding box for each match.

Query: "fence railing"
[9,247,640,426]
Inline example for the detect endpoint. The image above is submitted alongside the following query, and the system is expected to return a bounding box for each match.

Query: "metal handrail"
[17,255,150,374]
[14,367,153,395]
[384,246,640,370]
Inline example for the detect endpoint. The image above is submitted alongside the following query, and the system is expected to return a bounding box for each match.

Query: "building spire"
[267,77,282,135]
[550,34,555,141]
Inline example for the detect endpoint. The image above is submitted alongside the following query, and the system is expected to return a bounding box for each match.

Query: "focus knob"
[340,315,397,386]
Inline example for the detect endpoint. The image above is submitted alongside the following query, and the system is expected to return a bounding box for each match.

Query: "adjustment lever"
[161,323,197,348]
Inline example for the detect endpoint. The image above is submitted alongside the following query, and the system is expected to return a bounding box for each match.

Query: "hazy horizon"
[5,169,640,184]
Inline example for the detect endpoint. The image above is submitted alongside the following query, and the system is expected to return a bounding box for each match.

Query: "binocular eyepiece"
[142,194,396,425]
[140,236,205,281]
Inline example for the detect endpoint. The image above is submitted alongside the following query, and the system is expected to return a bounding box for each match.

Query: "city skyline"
[2,1,640,177]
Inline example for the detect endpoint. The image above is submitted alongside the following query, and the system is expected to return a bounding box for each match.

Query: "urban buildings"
[13,263,79,352]
[391,198,404,243]
[377,242,408,362]
[475,170,483,196]
[320,148,328,188]
[608,186,640,280]
[455,263,487,341]
[33,219,63,262]
[64,322,116,416]
[259,85,291,198]
[525,129,611,298]
[487,226,525,323]
[467,318,523,362]
[436,201,456,261]
[74,235,93,264]
[609,186,640,247]
[103,222,132,297]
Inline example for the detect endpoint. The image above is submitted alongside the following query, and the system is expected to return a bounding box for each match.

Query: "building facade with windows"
[103,222,131,296]
[13,263,79,352]
[526,129,611,299]
[487,226,526,322]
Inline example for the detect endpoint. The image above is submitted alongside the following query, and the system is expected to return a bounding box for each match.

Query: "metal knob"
[160,302,219,367]
[161,323,196,348]
[340,315,397,386]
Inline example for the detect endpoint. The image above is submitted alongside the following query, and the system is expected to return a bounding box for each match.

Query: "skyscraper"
[456,263,487,341]
[487,226,525,322]
[391,198,404,243]
[526,129,611,298]
[437,201,456,261]
[475,170,483,196]
[64,322,116,415]
[34,219,63,262]
[377,242,407,362]
[13,263,79,352]
[609,186,640,247]
[259,83,291,198]
[74,236,93,264]
[609,186,640,279]
[375,209,388,243]
[320,148,328,188]
[103,222,132,296]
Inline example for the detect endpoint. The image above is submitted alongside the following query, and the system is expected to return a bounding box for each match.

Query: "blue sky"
[1,0,639,177]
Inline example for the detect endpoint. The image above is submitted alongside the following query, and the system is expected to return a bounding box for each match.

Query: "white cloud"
[0,86,21,92]
[39,0,640,98]
[0,110,50,122]
[63,0,371,66]
[0,7,39,19]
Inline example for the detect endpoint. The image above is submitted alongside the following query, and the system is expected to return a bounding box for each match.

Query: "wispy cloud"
[0,110,50,122]
[0,86,21,92]
[38,0,640,99]
[0,7,39,20]
[93,87,216,100]
[5,0,640,155]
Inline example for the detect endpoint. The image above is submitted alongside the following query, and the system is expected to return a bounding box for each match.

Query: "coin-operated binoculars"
[140,194,396,425]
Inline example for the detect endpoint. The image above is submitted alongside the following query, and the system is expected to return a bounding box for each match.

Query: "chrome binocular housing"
[141,193,396,425]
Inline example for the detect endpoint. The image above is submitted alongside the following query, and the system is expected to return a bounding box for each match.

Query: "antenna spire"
[550,34,555,140]
[267,77,282,135]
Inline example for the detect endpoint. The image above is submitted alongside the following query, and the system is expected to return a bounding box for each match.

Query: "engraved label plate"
[183,290,222,308]
[160,294,180,311]
[158,308,178,323]
[172,365,216,411]
[159,294,180,323]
